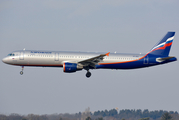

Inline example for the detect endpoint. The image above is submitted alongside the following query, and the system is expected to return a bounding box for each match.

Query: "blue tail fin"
[148,32,175,56]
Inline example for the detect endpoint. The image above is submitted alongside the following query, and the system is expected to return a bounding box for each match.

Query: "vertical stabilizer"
[148,32,175,56]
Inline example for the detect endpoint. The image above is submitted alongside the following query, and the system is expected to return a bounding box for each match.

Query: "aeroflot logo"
[31,51,52,54]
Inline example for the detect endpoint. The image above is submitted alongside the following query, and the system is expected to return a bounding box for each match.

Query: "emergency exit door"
[19,51,24,60]
[55,53,59,61]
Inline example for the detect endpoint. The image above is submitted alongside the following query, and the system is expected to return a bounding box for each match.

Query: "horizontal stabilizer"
[159,56,176,60]
[156,56,176,62]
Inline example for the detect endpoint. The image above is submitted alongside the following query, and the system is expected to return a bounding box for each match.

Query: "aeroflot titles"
[31,51,52,54]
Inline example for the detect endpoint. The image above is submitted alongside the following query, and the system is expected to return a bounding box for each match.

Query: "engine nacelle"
[63,63,83,73]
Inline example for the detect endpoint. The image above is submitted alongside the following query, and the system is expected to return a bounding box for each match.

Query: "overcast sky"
[0,0,179,115]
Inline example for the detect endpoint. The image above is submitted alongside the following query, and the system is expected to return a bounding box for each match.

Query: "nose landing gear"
[20,66,24,75]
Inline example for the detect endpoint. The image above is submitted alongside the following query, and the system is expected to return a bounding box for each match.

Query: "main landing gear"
[20,66,24,75]
[84,66,92,78]
[86,70,91,78]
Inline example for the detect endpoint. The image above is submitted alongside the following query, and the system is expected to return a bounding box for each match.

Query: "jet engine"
[63,63,83,73]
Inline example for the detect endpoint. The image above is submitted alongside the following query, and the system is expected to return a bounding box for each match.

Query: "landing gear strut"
[86,70,91,78]
[20,66,24,75]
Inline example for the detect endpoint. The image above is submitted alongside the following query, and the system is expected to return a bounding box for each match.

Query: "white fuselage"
[2,32,177,78]
[2,50,143,68]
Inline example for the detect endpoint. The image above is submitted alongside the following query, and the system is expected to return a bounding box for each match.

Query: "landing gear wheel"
[86,72,91,78]
[20,71,23,75]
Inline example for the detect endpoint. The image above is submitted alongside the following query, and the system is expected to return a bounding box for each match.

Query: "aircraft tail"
[148,32,175,56]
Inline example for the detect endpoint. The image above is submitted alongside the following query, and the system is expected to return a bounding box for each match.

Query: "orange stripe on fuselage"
[99,42,172,65]
[99,58,144,65]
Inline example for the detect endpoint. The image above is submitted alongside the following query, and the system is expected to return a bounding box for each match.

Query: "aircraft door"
[144,56,148,64]
[19,51,24,60]
[55,52,59,61]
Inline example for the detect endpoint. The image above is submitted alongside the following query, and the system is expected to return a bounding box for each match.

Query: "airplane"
[2,32,177,78]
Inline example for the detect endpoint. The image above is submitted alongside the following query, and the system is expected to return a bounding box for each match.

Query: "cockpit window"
[8,53,15,56]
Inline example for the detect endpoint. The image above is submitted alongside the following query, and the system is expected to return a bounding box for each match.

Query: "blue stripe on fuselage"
[96,55,177,69]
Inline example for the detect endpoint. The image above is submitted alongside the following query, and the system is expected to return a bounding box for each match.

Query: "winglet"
[105,52,110,56]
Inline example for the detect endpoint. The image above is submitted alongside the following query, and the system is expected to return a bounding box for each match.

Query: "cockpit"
[8,53,15,56]
[2,52,19,64]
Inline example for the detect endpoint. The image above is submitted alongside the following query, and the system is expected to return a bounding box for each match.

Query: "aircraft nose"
[2,57,8,63]
[2,58,5,63]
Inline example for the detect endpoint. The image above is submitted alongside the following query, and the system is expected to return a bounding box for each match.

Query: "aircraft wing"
[78,52,110,68]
